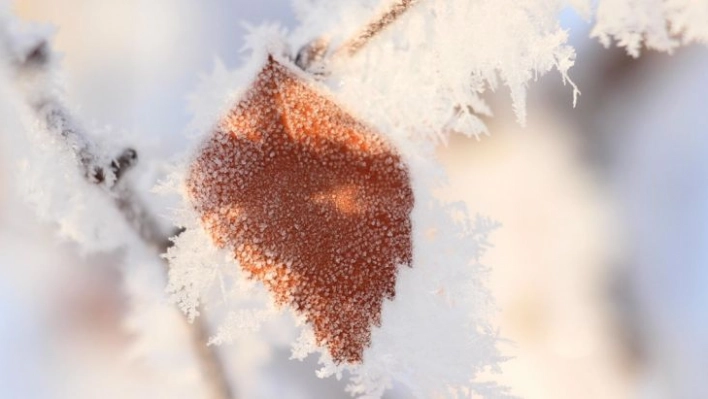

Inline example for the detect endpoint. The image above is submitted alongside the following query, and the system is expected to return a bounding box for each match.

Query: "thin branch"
[3,28,235,399]
[336,0,418,58]
[36,100,174,251]
[37,101,137,185]
[296,0,419,71]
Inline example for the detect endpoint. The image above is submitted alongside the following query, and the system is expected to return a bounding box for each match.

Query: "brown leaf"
[187,56,414,363]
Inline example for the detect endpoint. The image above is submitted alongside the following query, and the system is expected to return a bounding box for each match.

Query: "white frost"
[592,0,708,57]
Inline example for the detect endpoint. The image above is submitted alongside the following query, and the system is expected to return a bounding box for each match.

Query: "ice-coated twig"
[2,21,235,399]
[336,0,418,57]
[34,99,176,253]
[37,101,138,185]
[296,0,419,71]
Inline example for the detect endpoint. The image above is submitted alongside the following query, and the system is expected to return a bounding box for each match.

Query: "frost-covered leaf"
[187,54,414,364]
[168,43,507,397]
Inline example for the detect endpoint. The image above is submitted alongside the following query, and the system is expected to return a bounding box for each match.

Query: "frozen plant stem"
[36,100,173,253]
[297,0,419,70]
[337,0,418,57]
[6,37,236,399]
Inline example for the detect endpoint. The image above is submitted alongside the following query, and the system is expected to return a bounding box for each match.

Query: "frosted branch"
[1,19,235,399]
[336,0,419,57]
[296,0,419,71]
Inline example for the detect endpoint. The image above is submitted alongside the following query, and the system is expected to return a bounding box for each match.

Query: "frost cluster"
[292,0,580,140]
[593,0,708,57]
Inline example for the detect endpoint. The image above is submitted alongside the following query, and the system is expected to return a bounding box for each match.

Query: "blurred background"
[2,1,708,398]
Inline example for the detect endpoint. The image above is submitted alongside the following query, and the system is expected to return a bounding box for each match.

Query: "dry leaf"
[187,55,414,363]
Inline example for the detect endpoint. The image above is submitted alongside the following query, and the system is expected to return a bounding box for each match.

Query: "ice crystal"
[186,55,414,363]
[593,0,708,57]
[292,0,580,139]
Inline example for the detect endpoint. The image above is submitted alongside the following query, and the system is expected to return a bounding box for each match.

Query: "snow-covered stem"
[3,31,236,399]
[296,0,419,71]
[335,0,419,57]
[34,100,179,252]
[37,100,137,186]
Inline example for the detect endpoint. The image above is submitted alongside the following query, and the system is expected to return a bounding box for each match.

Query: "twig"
[336,0,418,57]
[296,0,419,71]
[3,27,235,399]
